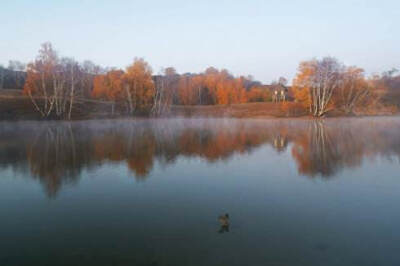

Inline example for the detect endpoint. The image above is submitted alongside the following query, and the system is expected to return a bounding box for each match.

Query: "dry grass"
[0,90,397,120]
[169,102,303,118]
[0,97,303,120]
[0,96,40,120]
[0,89,24,98]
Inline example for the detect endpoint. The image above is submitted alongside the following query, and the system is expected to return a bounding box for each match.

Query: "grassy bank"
[1,89,397,120]
[0,90,304,120]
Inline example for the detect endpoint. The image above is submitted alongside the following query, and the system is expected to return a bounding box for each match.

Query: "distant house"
[266,83,293,102]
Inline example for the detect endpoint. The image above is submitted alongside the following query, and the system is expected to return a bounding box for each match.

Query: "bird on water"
[218,213,230,233]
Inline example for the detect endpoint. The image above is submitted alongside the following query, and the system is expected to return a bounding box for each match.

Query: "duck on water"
[218,213,230,233]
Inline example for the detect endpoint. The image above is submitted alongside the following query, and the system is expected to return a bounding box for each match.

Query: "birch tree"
[293,57,343,117]
[152,67,178,116]
[23,43,83,119]
[24,42,60,117]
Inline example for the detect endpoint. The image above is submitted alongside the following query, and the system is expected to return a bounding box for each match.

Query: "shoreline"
[1,94,398,121]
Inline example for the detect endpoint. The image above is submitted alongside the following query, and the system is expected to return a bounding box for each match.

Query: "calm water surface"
[1,118,400,266]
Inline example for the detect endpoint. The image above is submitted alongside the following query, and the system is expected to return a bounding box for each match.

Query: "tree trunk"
[126,85,133,114]
[68,65,75,120]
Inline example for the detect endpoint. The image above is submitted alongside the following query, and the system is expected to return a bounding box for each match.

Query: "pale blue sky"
[1,0,399,83]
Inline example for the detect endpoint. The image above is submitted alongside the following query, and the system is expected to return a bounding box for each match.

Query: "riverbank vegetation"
[0,42,399,119]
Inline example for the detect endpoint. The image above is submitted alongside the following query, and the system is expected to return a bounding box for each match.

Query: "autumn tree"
[92,59,155,116]
[233,77,248,104]
[24,42,61,117]
[23,43,92,119]
[336,67,371,114]
[372,68,400,107]
[292,57,343,117]
[92,69,124,114]
[123,58,155,113]
[174,68,253,105]
[203,67,220,104]
[248,86,271,102]
[178,73,197,105]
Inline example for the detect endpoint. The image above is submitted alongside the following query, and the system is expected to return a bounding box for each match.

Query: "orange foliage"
[291,60,314,111]
[92,58,154,113]
[124,58,155,111]
[177,68,249,105]
[92,70,124,101]
[247,86,271,102]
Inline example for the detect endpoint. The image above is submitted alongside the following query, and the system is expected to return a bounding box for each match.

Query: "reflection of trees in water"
[291,119,400,178]
[92,128,156,179]
[291,121,343,177]
[27,124,93,197]
[273,135,288,153]
[0,118,400,197]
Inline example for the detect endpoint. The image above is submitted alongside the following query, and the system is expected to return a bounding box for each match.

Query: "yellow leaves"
[124,58,155,109]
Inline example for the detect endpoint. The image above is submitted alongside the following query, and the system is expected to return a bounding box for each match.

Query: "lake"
[1,118,400,266]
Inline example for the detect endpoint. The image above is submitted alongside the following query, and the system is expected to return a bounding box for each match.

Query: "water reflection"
[1,118,400,197]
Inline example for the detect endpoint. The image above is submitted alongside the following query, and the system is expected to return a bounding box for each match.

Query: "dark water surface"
[1,118,400,266]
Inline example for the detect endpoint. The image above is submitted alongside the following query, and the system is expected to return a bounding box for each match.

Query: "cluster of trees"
[176,68,249,105]
[92,66,272,113]
[371,68,400,107]
[291,57,399,116]
[20,43,280,119]
[92,58,155,115]
[1,43,396,119]
[23,43,104,119]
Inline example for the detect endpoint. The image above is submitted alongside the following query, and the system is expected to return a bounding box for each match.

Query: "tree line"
[1,42,398,119]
